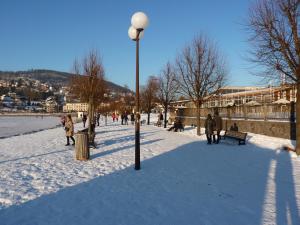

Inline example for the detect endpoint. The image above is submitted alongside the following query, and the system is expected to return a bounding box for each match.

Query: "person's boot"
[65,143,70,146]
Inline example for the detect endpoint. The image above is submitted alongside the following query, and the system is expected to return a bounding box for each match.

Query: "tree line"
[68,0,300,155]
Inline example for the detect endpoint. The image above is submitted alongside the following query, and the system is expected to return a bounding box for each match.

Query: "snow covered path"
[0,118,300,225]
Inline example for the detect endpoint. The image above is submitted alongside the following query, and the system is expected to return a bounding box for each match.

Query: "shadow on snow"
[0,140,299,225]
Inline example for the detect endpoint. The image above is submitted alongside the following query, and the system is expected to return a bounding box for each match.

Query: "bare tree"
[141,76,159,125]
[159,62,179,128]
[175,35,227,135]
[247,0,300,154]
[69,50,106,144]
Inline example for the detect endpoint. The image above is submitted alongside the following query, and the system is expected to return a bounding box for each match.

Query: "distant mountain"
[0,69,132,93]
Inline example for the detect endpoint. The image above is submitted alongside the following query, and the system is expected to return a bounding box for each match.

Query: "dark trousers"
[206,134,212,144]
[67,136,75,144]
[213,131,221,143]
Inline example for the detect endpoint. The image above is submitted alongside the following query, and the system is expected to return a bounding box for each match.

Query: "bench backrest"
[225,130,247,140]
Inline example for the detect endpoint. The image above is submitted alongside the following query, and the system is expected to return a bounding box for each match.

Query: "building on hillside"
[14,96,27,107]
[7,92,17,99]
[45,96,58,113]
[63,102,88,112]
[1,95,14,107]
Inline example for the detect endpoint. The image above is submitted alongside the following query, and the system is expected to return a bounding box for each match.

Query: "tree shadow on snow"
[0,149,71,165]
[95,128,131,135]
[0,140,299,225]
[96,131,158,147]
[275,151,299,224]
[91,138,163,160]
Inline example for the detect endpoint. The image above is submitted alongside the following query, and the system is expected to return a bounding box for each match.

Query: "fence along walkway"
[176,103,295,122]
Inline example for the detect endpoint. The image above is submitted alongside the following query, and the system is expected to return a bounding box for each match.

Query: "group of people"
[112,111,135,125]
[81,112,102,128]
[167,118,184,132]
[204,112,223,145]
[61,114,75,146]
[204,112,239,144]
[230,123,238,132]
[120,111,129,125]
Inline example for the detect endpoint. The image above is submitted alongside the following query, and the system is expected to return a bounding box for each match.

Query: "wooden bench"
[167,123,185,132]
[154,120,162,126]
[223,130,247,145]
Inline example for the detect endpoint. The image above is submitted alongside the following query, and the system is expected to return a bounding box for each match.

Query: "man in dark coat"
[130,112,135,125]
[205,114,214,144]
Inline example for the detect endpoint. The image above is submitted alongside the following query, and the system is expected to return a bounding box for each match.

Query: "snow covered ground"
[0,116,61,138]
[0,115,299,225]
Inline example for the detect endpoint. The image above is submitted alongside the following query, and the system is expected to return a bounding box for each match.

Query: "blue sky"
[0,0,260,90]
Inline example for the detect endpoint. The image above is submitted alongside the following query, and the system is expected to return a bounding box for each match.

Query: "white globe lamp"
[131,12,149,30]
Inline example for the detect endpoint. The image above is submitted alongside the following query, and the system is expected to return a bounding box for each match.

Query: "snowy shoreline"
[0,124,62,140]
[0,112,67,117]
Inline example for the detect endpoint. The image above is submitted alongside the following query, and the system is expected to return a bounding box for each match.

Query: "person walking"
[65,114,75,146]
[130,112,135,125]
[160,112,164,126]
[213,112,223,144]
[204,114,214,145]
[82,114,87,128]
[112,112,116,122]
[124,111,129,125]
[96,113,100,126]
[121,112,125,125]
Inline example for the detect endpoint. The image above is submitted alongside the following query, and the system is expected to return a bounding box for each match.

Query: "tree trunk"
[75,132,89,160]
[296,82,300,155]
[164,105,168,128]
[88,97,92,138]
[88,97,95,145]
[196,103,201,136]
[147,111,150,125]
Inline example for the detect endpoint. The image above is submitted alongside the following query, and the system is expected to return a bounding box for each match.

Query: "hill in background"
[0,69,132,93]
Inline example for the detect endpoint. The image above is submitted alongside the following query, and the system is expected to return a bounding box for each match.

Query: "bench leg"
[238,140,246,145]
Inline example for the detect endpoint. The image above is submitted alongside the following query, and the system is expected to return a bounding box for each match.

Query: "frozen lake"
[0,116,62,138]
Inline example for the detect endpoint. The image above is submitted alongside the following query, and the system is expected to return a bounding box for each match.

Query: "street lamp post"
[128,12,149,170]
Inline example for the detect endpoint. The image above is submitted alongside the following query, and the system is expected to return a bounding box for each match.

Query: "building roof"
[220,86,264,90]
